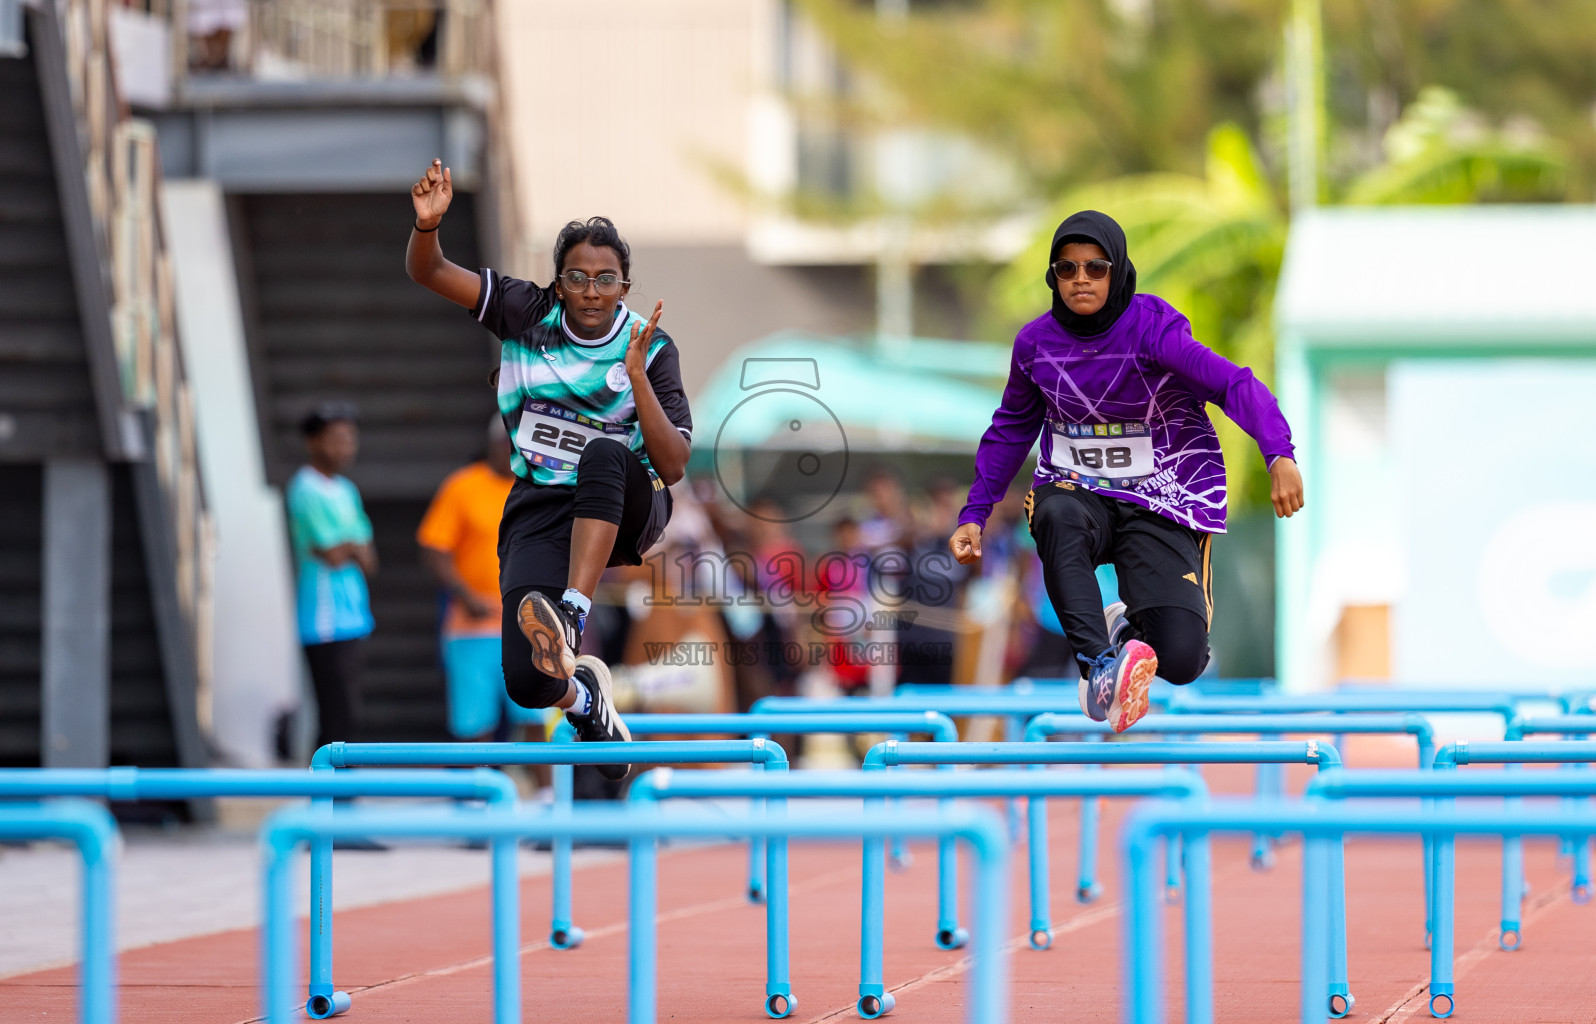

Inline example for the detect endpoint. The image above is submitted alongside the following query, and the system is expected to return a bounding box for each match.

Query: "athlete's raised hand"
[949,523,983,565]
[1270,457,1304,518]
[412,158,453,229]
[625,301,664,383]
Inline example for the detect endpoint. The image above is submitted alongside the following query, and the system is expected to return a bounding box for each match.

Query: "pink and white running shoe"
[1078,640,1158,733]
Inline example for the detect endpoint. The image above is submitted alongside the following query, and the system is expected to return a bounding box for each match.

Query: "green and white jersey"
[471,268,693,487]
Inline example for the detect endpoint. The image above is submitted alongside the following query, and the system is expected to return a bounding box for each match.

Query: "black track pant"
[501,439,668,710]
[1026,482,1213,684]
[304,638,365,748]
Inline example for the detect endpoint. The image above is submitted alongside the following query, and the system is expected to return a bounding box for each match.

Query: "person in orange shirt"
[417,418,524,738]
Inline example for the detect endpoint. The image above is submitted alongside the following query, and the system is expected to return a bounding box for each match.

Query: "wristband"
[413,219,440,233]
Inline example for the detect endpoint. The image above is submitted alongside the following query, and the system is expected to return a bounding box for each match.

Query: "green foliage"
[791,0,1288,192]
[785,1,1584,510]
[1343,87,1567,205]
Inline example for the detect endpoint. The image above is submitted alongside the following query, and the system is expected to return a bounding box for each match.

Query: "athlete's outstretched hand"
[412,158,453,229]
[1270,457,1304,518]
[949,523,983,565]
[625,301,664,382]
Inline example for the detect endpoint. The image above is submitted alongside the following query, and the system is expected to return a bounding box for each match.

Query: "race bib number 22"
[516,399,630,472]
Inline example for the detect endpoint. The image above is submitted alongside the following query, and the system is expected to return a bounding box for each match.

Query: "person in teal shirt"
[286,402,378,748]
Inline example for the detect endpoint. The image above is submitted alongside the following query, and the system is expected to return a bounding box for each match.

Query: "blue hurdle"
[1307,769,1596,1017]
[629,766,1205,1018]
[259,803,1012,1024]
[0,800,117,1024]
[308,740,788,992]
[1120,797,1596,1024]
[1168,689,1523,929]
[1166,689,1519,723]
[860,734,1344,1003]
[0,766,517,1019]
[1023,712,1435,907]
[550,710,960,945]
[1506,716,1596,875]
[752,693,1088,841]
[1433,740,1596,951]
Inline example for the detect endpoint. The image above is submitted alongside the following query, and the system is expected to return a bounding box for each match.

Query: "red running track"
[4,751,1596,1022]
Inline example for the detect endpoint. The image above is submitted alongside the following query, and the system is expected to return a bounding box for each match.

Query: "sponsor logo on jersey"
[606,363,631,392]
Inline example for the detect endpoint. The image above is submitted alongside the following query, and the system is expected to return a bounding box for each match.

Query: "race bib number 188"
[1048,421,1155,485]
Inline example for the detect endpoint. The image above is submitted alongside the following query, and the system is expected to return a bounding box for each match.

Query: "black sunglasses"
[1052,258,1112,281]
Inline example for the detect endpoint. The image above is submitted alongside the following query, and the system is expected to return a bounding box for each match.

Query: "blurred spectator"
[899,477,970,685]
[823,516,871,693]
[416,418,520,740]
[287,403,377,750]
[707,495,800,712]
[859,465,912,552]
[187,0,246,71]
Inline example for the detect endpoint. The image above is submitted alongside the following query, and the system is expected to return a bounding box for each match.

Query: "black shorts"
[497,438,672,592]
[1026,481,1213,625]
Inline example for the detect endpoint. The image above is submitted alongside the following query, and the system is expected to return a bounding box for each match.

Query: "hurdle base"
[1328,985,1354,1018]
[305,989,351,1018]
[1428,986,1455,1019]
[1075,882,1102,904]
[1498,924,1521,951]
[935,926,968,950]
[856,989,896,1019]
[1028,926,1052,951]
[765,988,796,1019]
[550,925,585,950]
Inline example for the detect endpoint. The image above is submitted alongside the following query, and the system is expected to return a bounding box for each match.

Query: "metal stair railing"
[40,0,215,756]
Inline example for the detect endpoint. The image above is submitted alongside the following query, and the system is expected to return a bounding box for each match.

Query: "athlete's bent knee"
[1138,607,1210,685]
[577,436,631,472]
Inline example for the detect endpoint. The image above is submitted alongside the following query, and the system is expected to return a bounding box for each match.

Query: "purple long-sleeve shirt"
[959,294,1295,534]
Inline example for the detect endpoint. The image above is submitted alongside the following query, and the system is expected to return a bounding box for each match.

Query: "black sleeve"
[469,268,557,339]
[645,336,694,443]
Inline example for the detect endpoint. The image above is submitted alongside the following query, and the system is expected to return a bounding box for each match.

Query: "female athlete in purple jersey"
[949,210,1304,732]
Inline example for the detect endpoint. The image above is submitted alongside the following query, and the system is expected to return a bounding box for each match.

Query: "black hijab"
[1046,210,1137,338]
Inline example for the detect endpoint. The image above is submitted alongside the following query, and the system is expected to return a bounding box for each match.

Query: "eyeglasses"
[558,270,629,296]
[1051,258,1112,281]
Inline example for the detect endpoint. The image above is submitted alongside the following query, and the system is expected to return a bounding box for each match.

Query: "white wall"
[162,180,303,767]
[1391,360,1596,686]
[497,0,762,249]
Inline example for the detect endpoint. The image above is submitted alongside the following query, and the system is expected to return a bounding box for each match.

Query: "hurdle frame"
[1307,768,1596,1017]
[628,765,1206,1018]
[1432,739,1596,952]
[861,736,1351,1009]
[308,740,791,999]
[0,766,518,1019]
[549,711,963,948]
[259,803,1012,1024]
[1121,797,1596,1024]
[752,693,1090,842]
[0,800,117,1024]
[1023,711,1436,911]
[1506,715,1596,879]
